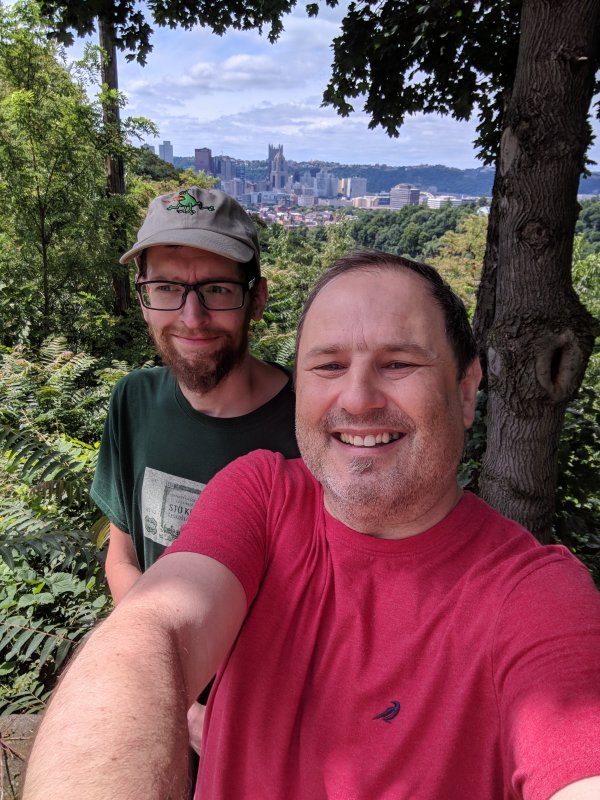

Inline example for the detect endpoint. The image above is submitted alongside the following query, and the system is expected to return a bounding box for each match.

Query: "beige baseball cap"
[120,186,260,268]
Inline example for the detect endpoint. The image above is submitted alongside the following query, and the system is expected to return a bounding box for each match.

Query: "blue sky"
[70,5,600,169]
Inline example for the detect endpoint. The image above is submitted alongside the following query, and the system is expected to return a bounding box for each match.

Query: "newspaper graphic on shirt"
[141,467,206,547]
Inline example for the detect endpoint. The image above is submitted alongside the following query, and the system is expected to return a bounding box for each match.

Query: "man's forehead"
[304,269,438,327]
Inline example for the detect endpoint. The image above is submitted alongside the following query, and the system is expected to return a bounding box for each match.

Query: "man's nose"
[180,287,211,325]
[338,366,386,416]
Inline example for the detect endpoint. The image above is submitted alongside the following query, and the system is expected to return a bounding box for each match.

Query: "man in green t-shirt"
[90,186,299,749]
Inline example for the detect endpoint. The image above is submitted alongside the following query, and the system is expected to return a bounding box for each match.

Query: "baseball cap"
[120,187,260,268]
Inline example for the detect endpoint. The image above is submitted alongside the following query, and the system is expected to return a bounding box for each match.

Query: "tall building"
[390,183,420,208]
[158,140,174,164]
[195,147,213,175]
[214,155,236,182]
[142,144,156,155]
[269,145,288,190]
[221,178,246,198]
[315,169,337,198]
[340,177,367,198]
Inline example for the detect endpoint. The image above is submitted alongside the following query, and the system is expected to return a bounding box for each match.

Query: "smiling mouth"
[335,432,403,448]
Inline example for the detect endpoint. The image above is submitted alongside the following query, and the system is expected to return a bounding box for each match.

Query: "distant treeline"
[173,157,600,197]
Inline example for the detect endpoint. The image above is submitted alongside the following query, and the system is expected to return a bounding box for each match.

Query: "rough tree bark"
[98,18,130,316]
[474,0,599,542]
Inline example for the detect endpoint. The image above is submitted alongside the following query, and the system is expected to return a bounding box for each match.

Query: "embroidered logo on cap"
[163,190,215,214]
[373,700,401,724]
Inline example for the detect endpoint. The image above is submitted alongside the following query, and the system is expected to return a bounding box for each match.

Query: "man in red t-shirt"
[24,251,600,800]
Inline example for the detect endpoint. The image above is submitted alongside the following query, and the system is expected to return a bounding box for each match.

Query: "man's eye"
[154,283,181,293]
[315,363,344,371]
[204,284,233,295]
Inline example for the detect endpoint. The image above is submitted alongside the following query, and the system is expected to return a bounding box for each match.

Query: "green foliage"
[252,217,355,365]
[575,198,600,253]
[130,145,184,182]
[0,338,146,713]
[554,386,600,585]
[0,2,157,352]
[430,213,488,316]
[350,203,477,260]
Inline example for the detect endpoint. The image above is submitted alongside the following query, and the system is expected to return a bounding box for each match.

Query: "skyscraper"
[195,147,213,175]
[158,140,174,164]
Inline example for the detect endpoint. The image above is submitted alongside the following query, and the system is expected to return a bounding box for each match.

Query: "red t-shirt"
[167,451,600,800]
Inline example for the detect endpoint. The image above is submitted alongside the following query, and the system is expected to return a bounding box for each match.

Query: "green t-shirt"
[91,366,299,570]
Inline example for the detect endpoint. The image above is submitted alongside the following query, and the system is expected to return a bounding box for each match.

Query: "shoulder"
[199,451,315,509]
[110,367,172,401]
[215,449,308,486]
[454,492,596,608]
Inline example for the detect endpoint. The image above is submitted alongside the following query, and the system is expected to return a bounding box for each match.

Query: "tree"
[0,3,158,357]
[322,0,599,541]
[429,213,488,316]
[0,2,107,339]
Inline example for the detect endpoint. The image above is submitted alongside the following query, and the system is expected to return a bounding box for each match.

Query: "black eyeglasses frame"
[135,277,256,311]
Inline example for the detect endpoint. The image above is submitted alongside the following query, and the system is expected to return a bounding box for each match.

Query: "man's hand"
[187,701,206,755]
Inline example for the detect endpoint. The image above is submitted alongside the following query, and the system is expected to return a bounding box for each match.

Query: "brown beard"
[149,321,250,395]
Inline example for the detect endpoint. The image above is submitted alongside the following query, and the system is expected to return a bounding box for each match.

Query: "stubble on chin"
[296,410,463,533]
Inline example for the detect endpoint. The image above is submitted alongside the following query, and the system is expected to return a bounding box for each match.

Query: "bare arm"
[23,552,247,800]
[549,777,600,799]
[104,522,142,603]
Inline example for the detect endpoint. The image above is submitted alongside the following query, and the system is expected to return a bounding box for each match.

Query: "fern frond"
[0,422,96,485]
[0,502,98,573]
[38,336,70,366]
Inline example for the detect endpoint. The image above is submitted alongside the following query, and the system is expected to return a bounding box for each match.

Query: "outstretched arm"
[23,552,246,800]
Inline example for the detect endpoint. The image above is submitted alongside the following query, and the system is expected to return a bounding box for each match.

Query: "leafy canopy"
[38,0,336,64]
[322,0,522,163]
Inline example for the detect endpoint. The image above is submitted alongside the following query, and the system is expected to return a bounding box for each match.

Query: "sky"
[68,4,600,169]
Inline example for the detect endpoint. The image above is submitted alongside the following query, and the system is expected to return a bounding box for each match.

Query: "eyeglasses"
[136,278,256,311]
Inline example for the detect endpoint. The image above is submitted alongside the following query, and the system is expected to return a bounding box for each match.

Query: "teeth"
[339,432,401,447]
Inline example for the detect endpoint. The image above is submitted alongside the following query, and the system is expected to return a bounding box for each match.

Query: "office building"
[340,177,368,198]
[195,147,213,175]
[158,140,174,164]
[390,183,420,208]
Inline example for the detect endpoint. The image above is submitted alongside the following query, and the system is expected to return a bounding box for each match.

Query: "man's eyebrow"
[302,342,436,359]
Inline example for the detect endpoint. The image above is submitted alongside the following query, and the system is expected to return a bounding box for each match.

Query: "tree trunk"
[98,18,130,316]
[477,0,599,542]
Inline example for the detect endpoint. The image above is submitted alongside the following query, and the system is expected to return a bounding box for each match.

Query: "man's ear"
[460,357,482,429]
[250,277,268,321]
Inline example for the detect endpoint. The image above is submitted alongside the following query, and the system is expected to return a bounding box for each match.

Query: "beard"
[149,319,250,395]
[296,408,464,533]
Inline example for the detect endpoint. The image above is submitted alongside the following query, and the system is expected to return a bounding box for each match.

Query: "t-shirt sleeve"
[90,381,129,533]
[493,554,600,800]
[165,450,280,608]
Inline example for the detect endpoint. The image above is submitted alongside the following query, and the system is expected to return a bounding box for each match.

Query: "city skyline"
[69,5,600,169]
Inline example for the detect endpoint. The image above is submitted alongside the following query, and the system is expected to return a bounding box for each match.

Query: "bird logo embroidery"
[373,701,401,723]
